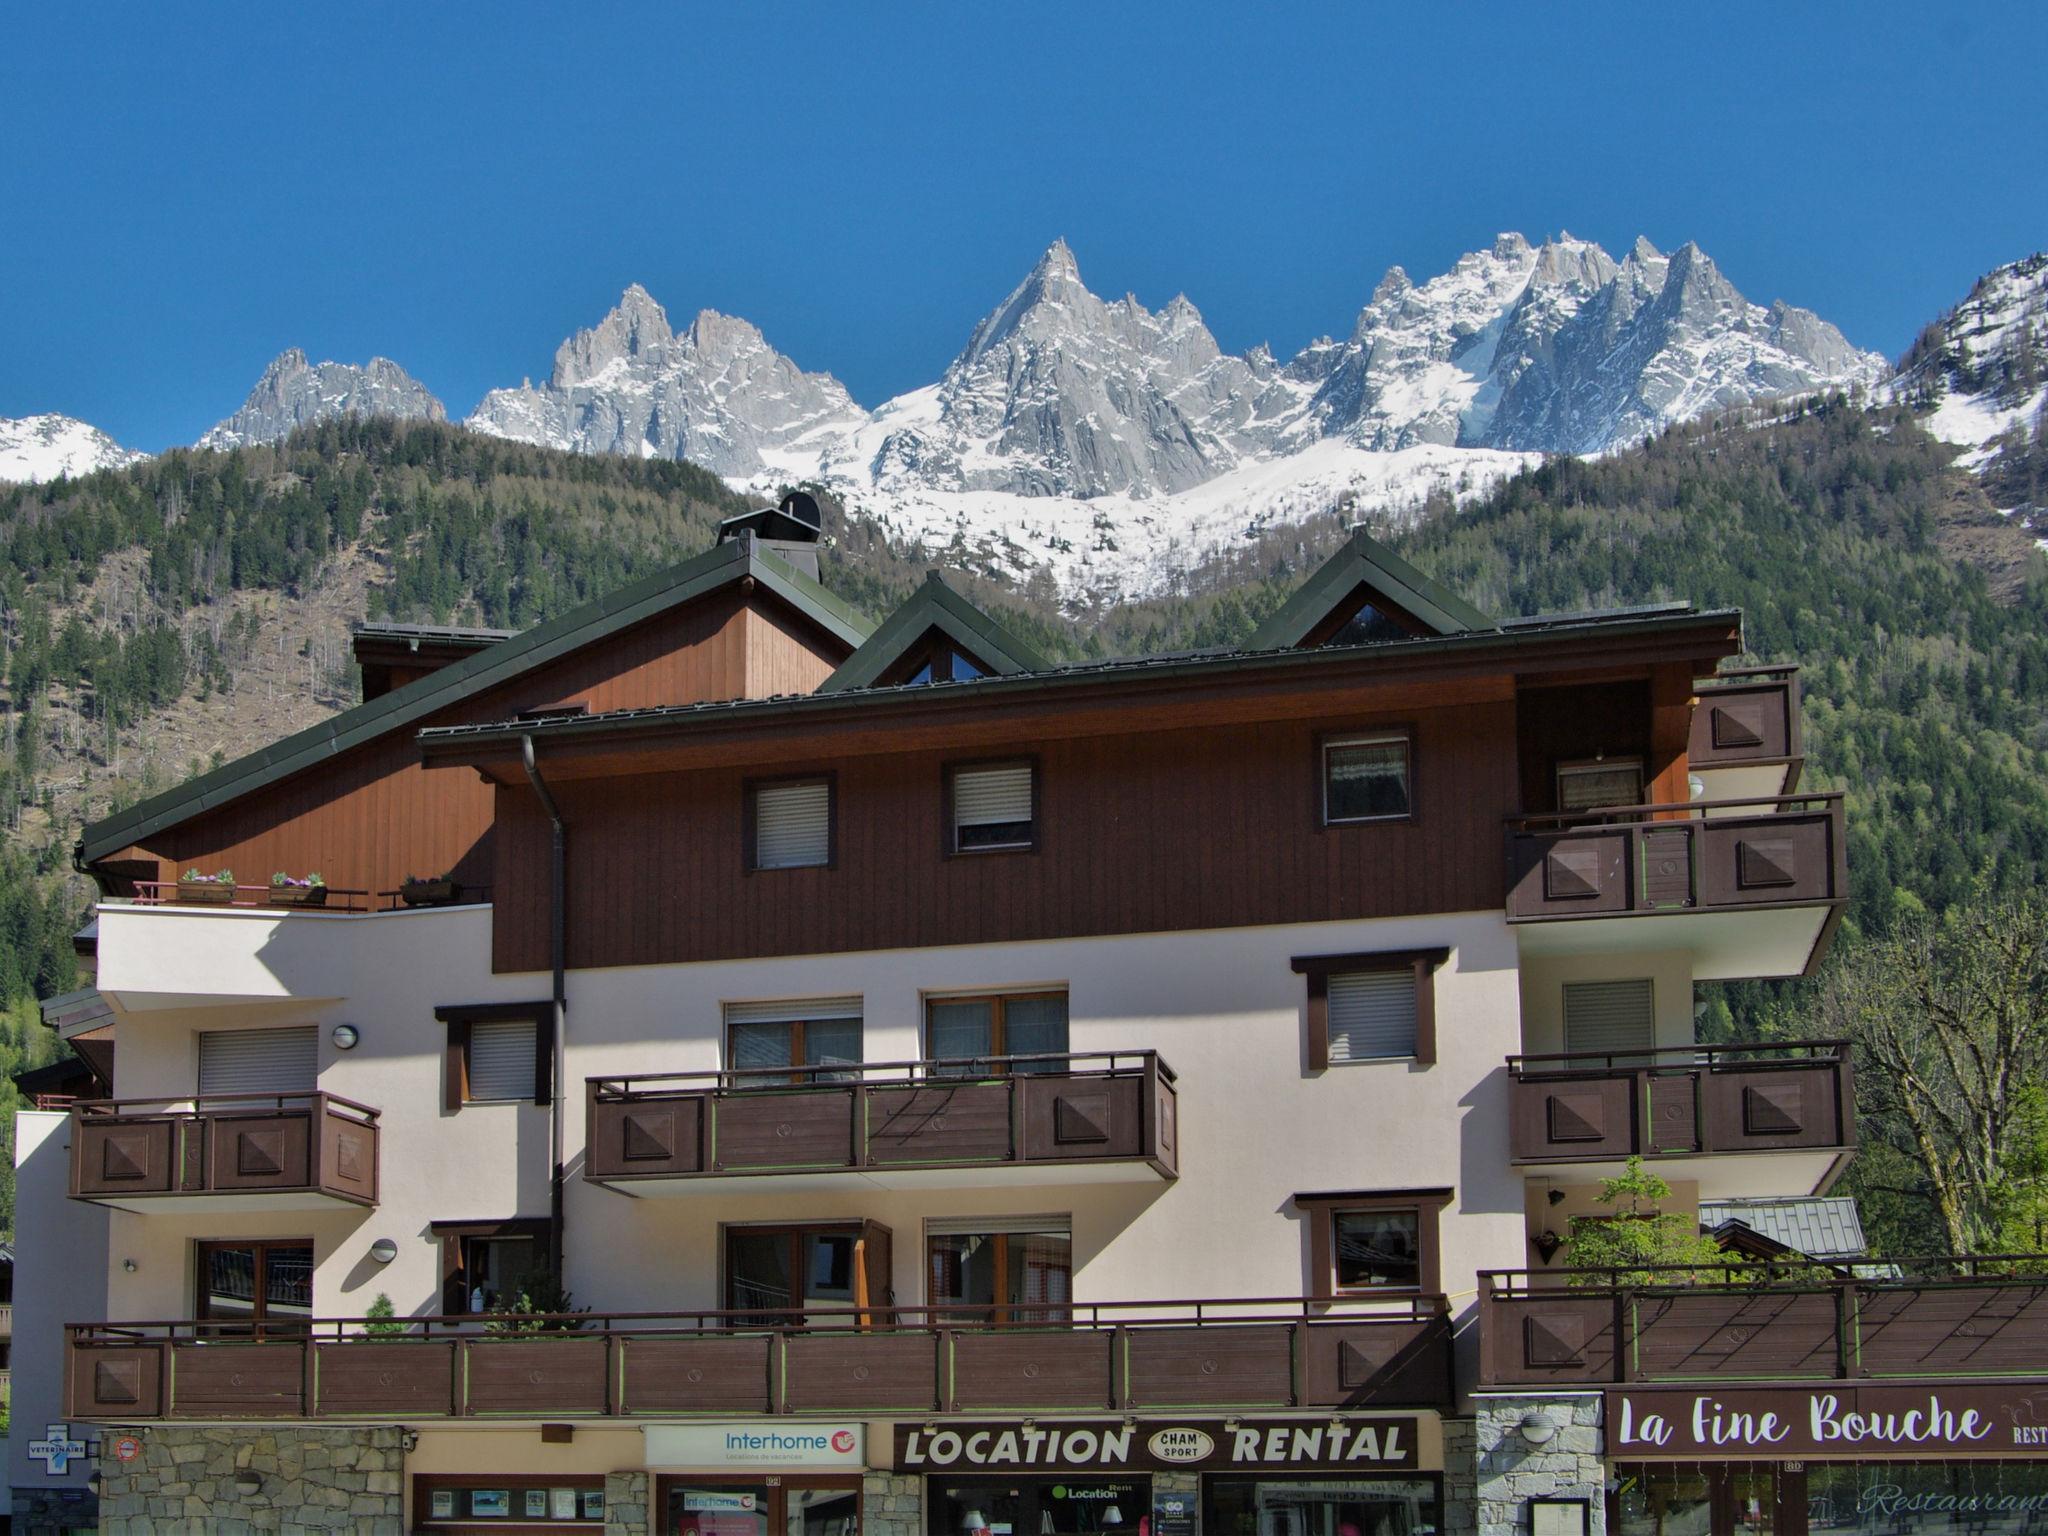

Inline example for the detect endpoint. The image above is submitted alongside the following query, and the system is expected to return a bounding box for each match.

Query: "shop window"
[1291,949,1448,1069]
[926,1218,1072,1323]
[927,1476,1150,1536]
[1322,732,1412,824]
[661,1479,861,1536]
[925,991,1068,1075]
[1294,1188,1452,1300]
[415,1476,605,1529]
[724,997,863,1084]
[195,1239,313,1337]
[1205,1475,1441,1536]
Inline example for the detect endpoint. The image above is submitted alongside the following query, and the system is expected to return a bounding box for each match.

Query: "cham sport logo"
[1146,1429,1216,1465]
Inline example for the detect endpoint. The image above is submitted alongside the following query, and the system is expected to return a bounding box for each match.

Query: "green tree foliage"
[1558,1157,1734,1282]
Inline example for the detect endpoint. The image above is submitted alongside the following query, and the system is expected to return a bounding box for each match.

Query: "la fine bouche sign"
[1608,1385,2048,1458]
[896,1417,1420,1472]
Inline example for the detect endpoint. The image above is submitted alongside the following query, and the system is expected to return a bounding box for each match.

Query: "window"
[197,1026,317,1095]
[437,1002,552,1110]
[723,1220,891,1322]
[416,1476,606,1528]
[1322,732,1412,824]
[1295,1188,1452,1299]
[435,1218,550,1314]
[928,1477,1146,1536]
[724,998,862,1085]
[901,642,988,686]
[925,991,1068,1075]
[1291,949,1448,1069]
[1562,978,1656,1061]
[926,1217,1072,1323]
[196,1239,313,1336]
[661,1478,860,1536]
[947,760,1036,853]
[1556,757,1644,814]
[747,775,833,870]
[1206,1476,1440,1536]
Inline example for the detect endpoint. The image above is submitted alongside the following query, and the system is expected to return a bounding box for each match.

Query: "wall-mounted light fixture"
[1533,1230,1563,1264]
[1546,1188,1567,1206]
[331,1023,360,1051]
[369,1238,398,1265]
[1518,1410,1559,1445]
[121,1258,138,1274]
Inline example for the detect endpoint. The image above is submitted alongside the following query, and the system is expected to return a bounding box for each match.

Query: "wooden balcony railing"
[67,1295,1451,1421]
[1692,665,1803,776]
[70,1093,379,1208]
[1507,1040,1853,1164]
[1505,793,1846,923]
[586,1051,1178,1186]
[1479,1259,2048,1387]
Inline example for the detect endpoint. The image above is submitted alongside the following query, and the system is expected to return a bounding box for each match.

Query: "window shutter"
[952,763,1033,846]
[198,1027,318,1095]
[1558,761,1644,813]
[752,780,831,869]
[467,1019,538,1101]
[723,997,863,1027]
[1563,979,1656,1058]
[1326,971,1417,1061]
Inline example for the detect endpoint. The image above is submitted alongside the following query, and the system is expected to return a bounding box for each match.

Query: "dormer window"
[901,642,987,686]
[1323,596,1416,646]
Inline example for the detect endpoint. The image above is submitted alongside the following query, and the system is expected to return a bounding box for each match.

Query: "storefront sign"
[645,1422,866,1468]
[1151,1488,1196,1536]
[895,1417,1421,1472]
[1607,1384,2048,1457]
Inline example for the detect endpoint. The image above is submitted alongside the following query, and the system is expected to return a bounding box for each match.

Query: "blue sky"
[4,3,2044,452]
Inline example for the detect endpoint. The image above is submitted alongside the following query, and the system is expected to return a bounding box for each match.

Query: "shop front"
[648,1424,870,1536]
[1607,1384,2048,1536]
[897,1414,1443,1536]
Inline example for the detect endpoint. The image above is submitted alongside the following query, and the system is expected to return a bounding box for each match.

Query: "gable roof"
[819,570,1054,694]
[1247,527,1494,649]
[1699,1196,1867,1262]
[79,535,876,867]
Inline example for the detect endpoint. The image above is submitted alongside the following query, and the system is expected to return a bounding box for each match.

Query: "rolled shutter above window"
[752,779,832,869]
[952,762,1034,851]
[1327,971,1418,1061]
[1563,978,1656,1059]
[198,1027,318,1095]
[467,1019,538,1102]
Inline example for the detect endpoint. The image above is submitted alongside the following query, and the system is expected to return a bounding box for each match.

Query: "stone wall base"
[95,1425,404,1535]
[1474,1395,1606,1536]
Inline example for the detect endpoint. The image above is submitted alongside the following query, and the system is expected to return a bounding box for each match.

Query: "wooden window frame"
[722,1011,863,1085]
[922,989,1069,1072]
[436,1000,553,1111]
[718,1219,893,1318]
[194,1237,315,1337]
[942,755,1041,858]
[743,770,838,874]
[885,639,990,688]
[1294,1187,1453,1300]
[413,1472,607,1532]
[1318,727,1417,828]
[432,1217,550,1316]
[925,1223,1073,1325]
[1291,947,1448,1070]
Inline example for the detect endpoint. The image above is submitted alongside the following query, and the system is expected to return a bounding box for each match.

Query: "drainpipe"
[521,734,569,1285]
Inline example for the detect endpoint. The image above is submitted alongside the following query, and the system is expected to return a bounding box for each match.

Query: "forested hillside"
[0,401,2041,1246]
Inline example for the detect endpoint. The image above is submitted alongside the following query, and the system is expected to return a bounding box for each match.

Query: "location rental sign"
[1607,1385,2048,1458]
[895,1417,1423,1473]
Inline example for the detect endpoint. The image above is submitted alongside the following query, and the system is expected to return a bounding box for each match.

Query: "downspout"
[521,734,569,1285]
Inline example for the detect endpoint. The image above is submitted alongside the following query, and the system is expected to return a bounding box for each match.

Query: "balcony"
[1478,1259,2048,1387]
[585,1051,1177,1195]
[1505,794,1846,979]
[1508,1040,1853,1196]
[1691,666,1804,804]
[70,1093,380,1212]
[66,1296,1451,1421]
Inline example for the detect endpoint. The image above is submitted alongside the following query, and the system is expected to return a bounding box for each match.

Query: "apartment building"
[12,503,2045,1535]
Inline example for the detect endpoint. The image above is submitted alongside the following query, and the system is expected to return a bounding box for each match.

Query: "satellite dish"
[778,490,823,531]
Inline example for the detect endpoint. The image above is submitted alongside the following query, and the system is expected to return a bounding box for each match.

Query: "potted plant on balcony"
[175,868,238,905]
[399,872,462,907]
[268,871,329,908]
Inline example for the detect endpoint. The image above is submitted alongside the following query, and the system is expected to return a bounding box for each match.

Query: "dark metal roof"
[420,602,1742,755]
[820,570,1054,693]
[353,621,518,647]
[79,537,877,866]
[1247,526,1495,646]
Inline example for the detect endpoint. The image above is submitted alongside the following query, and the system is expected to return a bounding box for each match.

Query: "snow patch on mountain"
[1896,253,2047,453]
[0,414,150,483]
[200,350,445,449]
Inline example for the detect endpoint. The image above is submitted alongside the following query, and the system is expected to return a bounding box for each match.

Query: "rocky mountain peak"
[552,284,675,388]
[198,350,445,450]
[0,414,150,483]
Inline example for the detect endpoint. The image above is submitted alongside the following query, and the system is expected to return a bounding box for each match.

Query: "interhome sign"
[1608,1385,2048,1458]
[894,1417,1420,1472]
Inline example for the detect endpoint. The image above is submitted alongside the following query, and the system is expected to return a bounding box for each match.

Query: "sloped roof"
[1247,527,1494,648]
[80,536,875,866]
[819,571,1054,693]
[1700,1196,1868,1261]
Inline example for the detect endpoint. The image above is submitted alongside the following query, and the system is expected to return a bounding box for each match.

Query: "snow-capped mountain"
[0,414,149,483]
[466,285,867,479]
[199,350,446,450]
